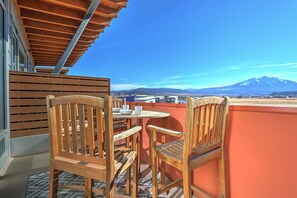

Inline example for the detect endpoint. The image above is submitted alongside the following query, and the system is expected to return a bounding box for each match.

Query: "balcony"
[1,74,297,197]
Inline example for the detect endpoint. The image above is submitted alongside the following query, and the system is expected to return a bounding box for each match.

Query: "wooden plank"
[10,113,48,122]
[9,71,109,81]
[10,91,107,98]
[10,83,109,92]
[10,98,46,106]
[10,120,48,130]
[10,106,47,114]
[10,128,49,138]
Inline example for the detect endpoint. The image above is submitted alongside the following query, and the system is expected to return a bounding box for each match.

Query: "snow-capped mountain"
[112,76,297,96]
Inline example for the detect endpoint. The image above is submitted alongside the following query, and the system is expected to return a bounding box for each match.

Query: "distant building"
[134,96,157,103]
[155,96,165,103]
[165,96,178,104]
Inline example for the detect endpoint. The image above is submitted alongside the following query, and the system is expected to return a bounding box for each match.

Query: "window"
[10,28,28,72]
[10,33,17,71]
[0,3,4,132]
[18,48,25,71]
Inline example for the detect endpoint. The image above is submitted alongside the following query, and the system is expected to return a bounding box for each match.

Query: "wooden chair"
[46,95,141,198]
[148,97,229,198]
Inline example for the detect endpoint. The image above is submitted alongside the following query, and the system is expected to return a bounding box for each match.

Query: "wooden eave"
[14,0,128,69]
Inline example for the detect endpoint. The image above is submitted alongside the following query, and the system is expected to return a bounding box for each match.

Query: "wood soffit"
[13,0,128,71]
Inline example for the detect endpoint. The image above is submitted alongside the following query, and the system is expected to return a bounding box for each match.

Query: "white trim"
[0,155,11,176]
[11,134,49,157]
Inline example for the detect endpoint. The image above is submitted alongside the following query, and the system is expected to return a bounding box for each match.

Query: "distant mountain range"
[112,76,297,96]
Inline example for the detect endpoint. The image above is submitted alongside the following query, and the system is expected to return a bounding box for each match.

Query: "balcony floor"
[0,153,185,198]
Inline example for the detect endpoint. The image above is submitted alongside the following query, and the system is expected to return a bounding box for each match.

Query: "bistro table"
[113,110,170,185]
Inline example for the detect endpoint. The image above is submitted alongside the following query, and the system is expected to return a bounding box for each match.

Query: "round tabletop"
[113,110,170,119]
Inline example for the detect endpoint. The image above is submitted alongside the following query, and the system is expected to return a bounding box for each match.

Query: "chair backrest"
[112,98,124,108]
[183,97,229,159]
[46,95,115,171]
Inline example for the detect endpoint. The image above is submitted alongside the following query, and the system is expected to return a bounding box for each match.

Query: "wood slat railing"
[9,71,110,138]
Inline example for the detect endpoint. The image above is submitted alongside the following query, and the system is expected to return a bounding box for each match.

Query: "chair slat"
[210,104,218,143]
[78,104,86,155]
[70,104,78,153]
[214,104,222,143]
[203,104,210,146]
[208,104,215,144]
[205,104,213,145]
[96,107,104,158]
[87,105,95,156]
[192,107,199,149]
[198,105,204,146]
[217,104,224,142]
[62,104,70,152]
[55,104,63,152]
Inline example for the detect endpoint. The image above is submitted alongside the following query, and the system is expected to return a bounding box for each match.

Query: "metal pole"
[53,0,101,74]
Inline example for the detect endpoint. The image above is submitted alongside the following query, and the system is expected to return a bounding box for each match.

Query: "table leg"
[160,118,166,187]
[126,118,131,195]
[137,118,143,176]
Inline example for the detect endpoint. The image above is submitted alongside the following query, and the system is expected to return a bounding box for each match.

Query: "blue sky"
[69,0,297,91]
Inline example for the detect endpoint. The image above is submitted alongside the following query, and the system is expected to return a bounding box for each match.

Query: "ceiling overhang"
[13,0,128,73]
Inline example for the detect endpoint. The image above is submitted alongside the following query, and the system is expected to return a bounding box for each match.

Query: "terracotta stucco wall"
[129,102,297,197]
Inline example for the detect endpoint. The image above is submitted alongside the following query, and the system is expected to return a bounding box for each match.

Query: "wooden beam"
[25,28,96,42]
[32,53,79,60]
[17,0,110,25]
[28,40,68,49]
[30,47,86,54]
[27,35,90,46]
[29,42,89,51]
[41,0,118,18]
[104,0,127,7]
[101,0,127,9]
[34,56,77,62]
[23,19,103,38]
[21,9,105,32]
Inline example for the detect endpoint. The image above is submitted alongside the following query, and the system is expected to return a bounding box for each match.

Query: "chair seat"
[155,140,184,169]
[54,150,136,181]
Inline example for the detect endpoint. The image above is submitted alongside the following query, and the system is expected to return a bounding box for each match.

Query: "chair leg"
[85,177,94,198]
[132,158,138,198]
[49,163,59,198]
[126,136,131,195]
[183,166,192,198]
[105,181,115,198]
[219,153,227,198]
[151,156,158,198]
[126,167,131,195]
